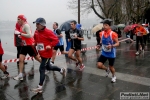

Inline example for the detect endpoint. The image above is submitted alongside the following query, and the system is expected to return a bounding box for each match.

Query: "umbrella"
[131,24,138,29]
[111,25,118,31]
[91,24,103,33]
[76,24,82,29]
[101,19,113,23]
[117,24,125,28]
[124,25,132,32]
[59,20,76,31]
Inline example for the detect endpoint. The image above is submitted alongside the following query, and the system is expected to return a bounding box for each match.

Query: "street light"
[78,0,80,24]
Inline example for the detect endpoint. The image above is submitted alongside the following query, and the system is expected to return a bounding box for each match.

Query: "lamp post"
[78,0,80,24]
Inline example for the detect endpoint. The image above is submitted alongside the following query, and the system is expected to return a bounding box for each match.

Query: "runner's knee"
[68,54,72,58]
[97,62,103,69]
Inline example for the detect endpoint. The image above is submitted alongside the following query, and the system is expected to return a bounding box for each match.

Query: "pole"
[78,0,80,24]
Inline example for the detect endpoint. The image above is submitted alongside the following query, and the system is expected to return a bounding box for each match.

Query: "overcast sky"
[0,0,96,23]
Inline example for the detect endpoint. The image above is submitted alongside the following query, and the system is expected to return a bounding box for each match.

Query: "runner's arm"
[112,38,119,47]
[20,24,32,38]
[56,29,63,38]
[77,30,84,41]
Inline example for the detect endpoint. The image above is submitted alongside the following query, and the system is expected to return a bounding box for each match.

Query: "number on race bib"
[37,43,44,51]
[102,44,111,52]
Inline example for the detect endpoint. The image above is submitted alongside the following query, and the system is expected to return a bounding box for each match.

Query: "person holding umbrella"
[134,23,146,55]
[97,19,119,83]
[92,24,103,48]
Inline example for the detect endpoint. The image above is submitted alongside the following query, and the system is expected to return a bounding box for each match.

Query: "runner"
[13,15,41,81]
[31,18,66,93]
[97,19,119,83]
[142,24,149,48]
[14,22,27,65]
[0,39,9,79]
[134,23,146,55]
[51,22,68,65]
[67,20,85,71]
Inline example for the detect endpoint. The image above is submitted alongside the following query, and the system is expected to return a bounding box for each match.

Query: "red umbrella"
[124,25,132,32]
[131,24,138,29]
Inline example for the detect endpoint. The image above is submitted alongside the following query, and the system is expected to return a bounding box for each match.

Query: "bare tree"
[68,0,150,24]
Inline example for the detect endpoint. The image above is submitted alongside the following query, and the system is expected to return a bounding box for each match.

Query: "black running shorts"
[19,46,38,57]
[54,45,64,51]
[0,54,2,62]
[97,55,115,66]
[71,45,81,51]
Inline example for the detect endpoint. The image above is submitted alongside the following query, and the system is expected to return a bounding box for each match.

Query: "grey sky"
[0,0,97,23]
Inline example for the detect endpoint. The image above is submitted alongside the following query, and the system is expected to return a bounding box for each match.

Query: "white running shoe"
[60,68,66,77]
[31,85,43,93]
[105,68,110,77]
[13,75,23,81]
[79,64,85,71]
[1,73,9,79]
[135,51,139,55]
[111,76,116,83]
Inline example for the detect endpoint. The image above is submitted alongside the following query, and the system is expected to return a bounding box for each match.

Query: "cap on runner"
[18,15,27,21]
[33,18,46,26]
[101,19,112,26]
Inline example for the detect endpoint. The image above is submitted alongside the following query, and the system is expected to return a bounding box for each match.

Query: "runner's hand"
[96,45,100,49]
[74,34,78,39]
[14,30,21,35]
[106,43,113,49]
[46,45,51,50]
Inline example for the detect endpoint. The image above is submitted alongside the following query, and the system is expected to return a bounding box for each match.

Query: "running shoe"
[111,76,116,83]
[31,85,43,93]
[79,64,85,71]
[60,68,66,77]
[1,65,9,79]
[1,73,9,79]
[105,67,110,77]
[135,51,139,55]
[13,75,23,81]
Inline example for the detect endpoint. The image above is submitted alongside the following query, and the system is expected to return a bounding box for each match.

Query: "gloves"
[14,30,21,35]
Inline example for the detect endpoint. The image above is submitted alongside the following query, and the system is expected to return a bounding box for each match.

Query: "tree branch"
[91,0,105,19]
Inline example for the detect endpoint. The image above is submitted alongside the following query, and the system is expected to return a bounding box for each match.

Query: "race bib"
[70,33,77,39]
[102,44,111,52]
[37,43,44,51]
[137,32,142,36]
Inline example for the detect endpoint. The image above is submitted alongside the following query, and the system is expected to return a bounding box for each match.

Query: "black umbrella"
[111,25,118,31]
[59,20,76,31]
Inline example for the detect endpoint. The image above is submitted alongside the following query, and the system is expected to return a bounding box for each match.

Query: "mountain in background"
[0,18,101,30]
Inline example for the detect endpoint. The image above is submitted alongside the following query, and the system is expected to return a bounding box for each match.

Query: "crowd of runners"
[0,14,149,93]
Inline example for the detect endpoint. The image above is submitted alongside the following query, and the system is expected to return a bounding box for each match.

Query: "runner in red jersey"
[0,39,9,79]
[13,15,41,81]
[31,18,66,93]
